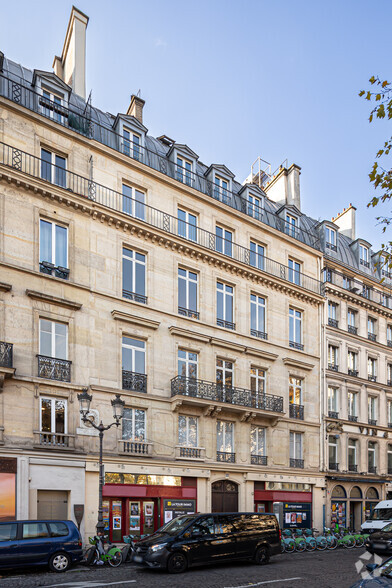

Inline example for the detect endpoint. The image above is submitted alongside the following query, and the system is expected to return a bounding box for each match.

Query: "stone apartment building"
[0,7,326,539]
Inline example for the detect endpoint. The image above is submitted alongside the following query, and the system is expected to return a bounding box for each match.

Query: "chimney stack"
[264,163,301,210]
[53,6,89,100]
[126,94,145,125]
[331,204,356,241]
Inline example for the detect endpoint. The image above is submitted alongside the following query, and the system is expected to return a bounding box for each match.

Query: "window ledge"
[111,310,160,330]
[26,289,82,311]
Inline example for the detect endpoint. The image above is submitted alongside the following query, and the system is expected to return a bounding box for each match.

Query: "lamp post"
[77,388,125,534]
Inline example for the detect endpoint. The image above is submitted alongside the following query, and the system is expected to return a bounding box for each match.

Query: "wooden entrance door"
[211,480,238,512]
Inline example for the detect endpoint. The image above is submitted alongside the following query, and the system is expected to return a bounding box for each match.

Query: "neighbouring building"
[0,7,326,539]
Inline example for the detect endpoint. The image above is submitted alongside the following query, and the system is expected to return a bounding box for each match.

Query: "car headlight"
[149,544,166,553]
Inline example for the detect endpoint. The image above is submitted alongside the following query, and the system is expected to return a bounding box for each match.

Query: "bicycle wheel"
[108,551,122,567]
[355,536,365,547]
[285,540,295,553]
[316,537,327,550]
[295,539,306,552]
[344,537,355,549]
[327,536,338,550]
[305,538,317,551]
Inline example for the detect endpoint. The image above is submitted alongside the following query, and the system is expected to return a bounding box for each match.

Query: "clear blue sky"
[1,0,391,248]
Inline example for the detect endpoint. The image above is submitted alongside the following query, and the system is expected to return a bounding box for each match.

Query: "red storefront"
[254,482,313,529]
[102,475,197,542]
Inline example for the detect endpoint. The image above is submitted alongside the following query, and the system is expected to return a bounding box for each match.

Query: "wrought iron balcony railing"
[389,422,392,429]
[368,333,377,342]
[328,462,339,471]
[251,454,268,466]
[388,381,392,387]
[119,440,152,456]
[171,376,284,413]
[250,329,268,340]
[368,419,377,426]
[34,431,75,448]
[328,363,339,372]
[0,142,323,296]
[348,325,358,335]
[328,411,339,419]
[368,375,377,382]
[368,465,377,474]
[122,290,147,304]
[217,451,235,463]
[388,340,392,348]
[348,464,358,472]
[37,355,71,382]
[326,242,337,252]
[0,341,13,368]
[289,404,304,420]
[0,73,320,250]
[323,267,392,311]
[348,369,359,377]
[289,341,304,351]
[388,467,392,475]
[290,458,304,469]
[217,318,236,330]
[178,307,199,320]
[348,414,358,422]
[328,318,339,328]
[122,370,147,393]
[39,261,69,280]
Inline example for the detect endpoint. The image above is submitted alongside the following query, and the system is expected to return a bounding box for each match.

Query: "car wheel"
[254,545,270,565]
[49,552,71,573]
[167,552,188,574]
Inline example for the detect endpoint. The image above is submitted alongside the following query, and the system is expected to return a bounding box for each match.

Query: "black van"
[133,512,281,574]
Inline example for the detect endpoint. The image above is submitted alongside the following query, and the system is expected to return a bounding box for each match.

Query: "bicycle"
[305,528,327,551]
[323,527,338,550]
[281,529,295,553]
[85,535,123,567]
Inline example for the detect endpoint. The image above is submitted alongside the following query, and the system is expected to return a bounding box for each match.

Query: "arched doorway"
[212,480,238,512]
[331,485,347,527]
[349,486,362,531]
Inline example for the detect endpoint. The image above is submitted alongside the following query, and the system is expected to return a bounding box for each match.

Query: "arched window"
[366,487,379,500]
[350,486,362,499]
[332,485,346,498]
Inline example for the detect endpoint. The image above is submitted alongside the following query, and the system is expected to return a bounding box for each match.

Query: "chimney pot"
[126,94,145,124]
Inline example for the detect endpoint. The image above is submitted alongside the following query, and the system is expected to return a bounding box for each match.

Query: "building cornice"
[111,310,160,330]
[26,289,82,310]
[325,284,392,318]
[0,282,12,292]
[282,357,315,371]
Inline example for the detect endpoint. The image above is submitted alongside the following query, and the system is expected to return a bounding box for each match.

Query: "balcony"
[289,404,304,420]
[175,446,206,461]
[328,411,339,419]
[122,371,147,393]
[368,333,377,342]
[368,375,377,383]
[171,376,284,415]
[368,465,377,474]
[251,454,268,466]
[328,462,339,471]
[290,458,304,469]
[389,423,392,429]
[326,242,338,252]
[178,307,199,320]
[34,431,75,449]
[39,261,69,280]
[348,369,359,377]
[388,340,392,348]
[0,341,13,368]
[37,355,71,382]
[250,329,268,340]
[122,290,147,304]
[217,319,236,330]
[388,467,392,475]
[348,464,358,472]
[217,451,235,463]
[118,440,152,456]
[328,363,339,372]
[348,326,358,335]
[368,419,377,426]
[289,341,304,351]
[348,414,358,422]
[328,318,339,328]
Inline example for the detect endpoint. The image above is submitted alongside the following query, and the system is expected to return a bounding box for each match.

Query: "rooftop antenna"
[83,89,92,116]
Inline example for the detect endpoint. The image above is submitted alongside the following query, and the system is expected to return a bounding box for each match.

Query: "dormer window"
[360,244,369,268]
[123,128,141,161]
[214,176,229,204]
[325,226,337,252]
[286,214,298,239]
[41,87,66,124]
[176,156,192,186]
[248,194,263,220]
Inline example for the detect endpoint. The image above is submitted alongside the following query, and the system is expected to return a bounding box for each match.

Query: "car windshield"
[379,559,392,577]
[382,523,392,532]
[159,516,195,536]
[370,508,392,520]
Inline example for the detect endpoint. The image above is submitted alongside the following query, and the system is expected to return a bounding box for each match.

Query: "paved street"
[0,548,380,588]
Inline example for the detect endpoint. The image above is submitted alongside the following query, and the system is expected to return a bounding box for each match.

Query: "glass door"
[111,500,123,542]
[129,501,141,538]
[143,501,155,535]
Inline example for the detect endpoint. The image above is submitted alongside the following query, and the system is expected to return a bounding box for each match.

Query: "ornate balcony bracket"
[171,400,183,413]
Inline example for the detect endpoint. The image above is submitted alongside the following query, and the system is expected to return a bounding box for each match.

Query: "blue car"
[0,520,83,572]
[350,556,392,587]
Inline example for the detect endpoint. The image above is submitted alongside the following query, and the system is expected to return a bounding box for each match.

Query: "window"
[328,302,338,327]
[176,156,192,186]
[289,377,302,405]
[41,88,65,123]
[41,148,66,188]
[325,226,337,251]
[122,184,145,220]
[368,396,377,423]
[289,308,302,349]
[248,194,262,220]
[216,359,233,398]
[250,426,266,456]
[178,349,198,379]
[328,387,338,415]
[368,317,376,340]
[368,441,377,472]
[328,345,338,369]
[250,368,266,408]
[178,209,197,242]
[40,396,67,434]
[348,438,357,469]
[216,226,232,257]
[0,524,17,542]
[368,357,377,380]
[290,432,303,462]
[382,293,390,308]
[250,294,266,338]
[122,337,146,375]
[347,391,358,419]
[286,214,298,238]
[360,244,369,268]
[388,365,392,385]
[347,310,356,331]
[217,420,234,453]
[178,415,198,447]
[39,319,67,359]
[328,436,338,468]
[343,275,351,290]
[288,259,301,286]
[362,284,371,299]
[388,325,392,345]
[39,219,68,277]
[348,351,358,375]
[122,248,146,303]
[217,282,235,329]
[123,128,141,161]
[250,241,265,270]
[214,176,229,203]
[122,408,146,441]
[48,522,69,537]
[178,268,198,318]
[22,523,49,540]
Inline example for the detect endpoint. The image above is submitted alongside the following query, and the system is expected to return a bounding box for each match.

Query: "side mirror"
[366,563,378,572]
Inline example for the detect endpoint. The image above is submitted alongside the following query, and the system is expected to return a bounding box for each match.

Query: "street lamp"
[77,388,125,534]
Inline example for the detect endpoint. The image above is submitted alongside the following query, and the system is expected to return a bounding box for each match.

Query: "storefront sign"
[163,499,196,523]
[283,502,312,529]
